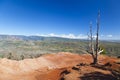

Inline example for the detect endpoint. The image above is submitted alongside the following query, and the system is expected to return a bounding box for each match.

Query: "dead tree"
[88,11,103,64]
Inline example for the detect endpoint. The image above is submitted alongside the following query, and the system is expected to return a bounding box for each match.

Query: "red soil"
[0,52,119,80]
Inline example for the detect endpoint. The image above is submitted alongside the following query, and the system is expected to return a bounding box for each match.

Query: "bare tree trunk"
[88,11,101,65]
[89,22,95,61]
[94,10,100,64]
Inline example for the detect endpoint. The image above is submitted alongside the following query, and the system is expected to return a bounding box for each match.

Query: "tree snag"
[88,11,103,65]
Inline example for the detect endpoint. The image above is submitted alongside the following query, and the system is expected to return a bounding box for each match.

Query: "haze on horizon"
[0,0,120,40]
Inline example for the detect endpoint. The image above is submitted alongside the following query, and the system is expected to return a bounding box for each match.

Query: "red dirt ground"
[0,52,119,80]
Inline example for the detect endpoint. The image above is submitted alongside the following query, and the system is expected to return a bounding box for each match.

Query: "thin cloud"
[100,35,104,37]
[35,33,88,39]
[34,34,116,40]
[107,35,113,38]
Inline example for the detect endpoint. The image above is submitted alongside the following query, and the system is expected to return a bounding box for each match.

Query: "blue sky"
[0,0,120,40]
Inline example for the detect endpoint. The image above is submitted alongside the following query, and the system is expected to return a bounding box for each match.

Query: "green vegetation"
[0,39,119,60]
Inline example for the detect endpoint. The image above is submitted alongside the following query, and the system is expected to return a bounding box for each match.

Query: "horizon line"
[0,33,119,40]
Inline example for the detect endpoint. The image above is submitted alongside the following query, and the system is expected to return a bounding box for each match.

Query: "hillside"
[0,35,77,41]
[0,35,120,60]
[0,52,119,80]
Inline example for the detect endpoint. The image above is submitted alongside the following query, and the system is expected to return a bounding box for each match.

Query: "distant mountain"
[0,34,120,42]
[0,34,84,41]
[101,40,120,43]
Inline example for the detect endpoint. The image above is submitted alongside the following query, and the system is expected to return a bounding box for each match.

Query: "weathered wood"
[88,11,103,64]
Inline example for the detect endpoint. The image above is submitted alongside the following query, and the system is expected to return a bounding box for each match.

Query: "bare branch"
[87,11,101,64]
[98,50,104,55]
